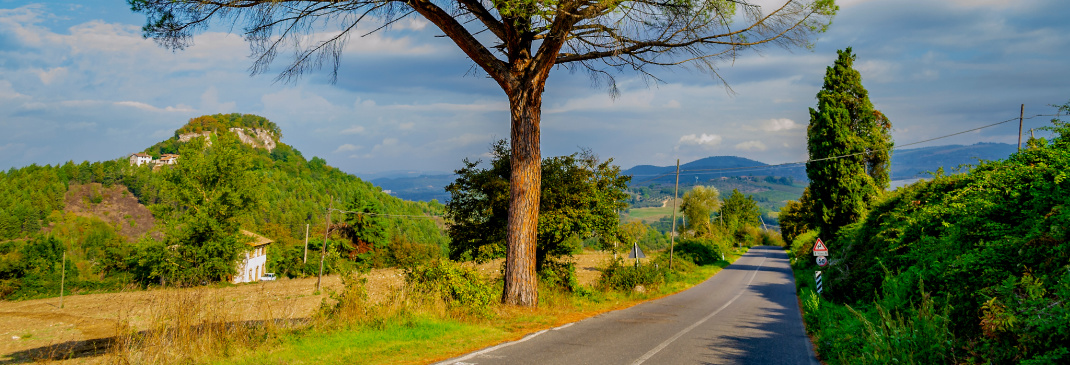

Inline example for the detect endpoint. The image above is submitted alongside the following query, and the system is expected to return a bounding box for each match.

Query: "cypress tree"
[806,48,893,238]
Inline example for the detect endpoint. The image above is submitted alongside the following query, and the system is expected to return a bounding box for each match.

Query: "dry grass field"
[0,251,615,363]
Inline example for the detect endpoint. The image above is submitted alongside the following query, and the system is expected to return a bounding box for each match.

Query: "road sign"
[813,238,828,257]
[627,242,646,259]
[816,256,828,267]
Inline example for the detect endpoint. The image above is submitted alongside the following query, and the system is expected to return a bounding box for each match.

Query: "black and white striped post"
[815,271,823,295]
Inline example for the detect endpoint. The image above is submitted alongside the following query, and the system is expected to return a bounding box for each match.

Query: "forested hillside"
[0,114,446,299]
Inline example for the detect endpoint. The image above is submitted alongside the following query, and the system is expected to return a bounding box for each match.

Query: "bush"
[538,259,579,292]
[789,230,820,269]
[598,258,666,292]
[761,229,785,247]
[404,259,494,315]
[672,238,727,266]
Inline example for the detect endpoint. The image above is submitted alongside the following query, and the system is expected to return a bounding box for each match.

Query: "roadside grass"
[218,317,503,365]
[93,248,747,365]
[225,250,743,365]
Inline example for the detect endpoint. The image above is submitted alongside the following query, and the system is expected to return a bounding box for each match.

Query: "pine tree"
[806,48,893,238]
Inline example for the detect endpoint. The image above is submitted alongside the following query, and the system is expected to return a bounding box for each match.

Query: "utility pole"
[316,196,333,293]
[1018,104,1024,152]
[59,250,66,309]
[669,159,680,270]
[302,223,309,264]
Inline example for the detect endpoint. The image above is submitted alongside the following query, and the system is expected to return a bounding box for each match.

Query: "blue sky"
[1,0,1068,178]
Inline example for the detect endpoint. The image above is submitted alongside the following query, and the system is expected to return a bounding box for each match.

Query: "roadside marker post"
[813,269,821,295]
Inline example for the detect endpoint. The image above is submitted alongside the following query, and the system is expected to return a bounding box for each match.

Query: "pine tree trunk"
[501,76,544,306]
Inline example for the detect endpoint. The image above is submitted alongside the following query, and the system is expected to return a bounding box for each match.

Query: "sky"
[1,0,1068,179]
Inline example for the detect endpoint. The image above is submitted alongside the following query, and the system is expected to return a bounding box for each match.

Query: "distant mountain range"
[372,142,1018,202]
[890,142,1017,179]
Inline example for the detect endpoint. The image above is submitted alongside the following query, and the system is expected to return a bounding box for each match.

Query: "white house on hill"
[232,230,272,284]
[129,153,153,166]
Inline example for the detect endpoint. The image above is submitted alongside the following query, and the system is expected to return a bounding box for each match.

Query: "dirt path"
[0,252,613,362]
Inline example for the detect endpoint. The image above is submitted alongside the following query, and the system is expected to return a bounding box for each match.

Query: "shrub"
[598,258,666,292]
[673,238,726,266]
[404,259,494,315]
[538,258,579,292]
[789,230,819,268]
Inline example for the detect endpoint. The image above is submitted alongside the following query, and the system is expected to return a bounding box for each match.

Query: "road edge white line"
[630,256,768,365]
[435,322,574,364]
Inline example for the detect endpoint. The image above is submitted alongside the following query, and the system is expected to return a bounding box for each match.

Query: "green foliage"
[673,237,730,266]
[445,140,630,269]
[150,133,261,284]
[597,258,666,292]
[789,230,820,269]
[404,259,495,314]
[806,47,893,237]
[818,108,1070,363]
[803,274,957,365]
[720,189,760,237]
[173,113,281,138]
[0,164,66,240]
[778,187,814,244]
[0,114,450,295]
[679,185,720,237]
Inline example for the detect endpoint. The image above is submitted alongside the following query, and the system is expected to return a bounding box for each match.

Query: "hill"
[890,142,1016,179]
[0,114,447,299]
[624,156,808,185]
[370,174,454,203]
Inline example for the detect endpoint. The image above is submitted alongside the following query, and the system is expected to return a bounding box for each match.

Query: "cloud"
[678,133,723,147]
[341,125,366,134]
[334,144,361,153]
[762,118,800,132]
[735,140,768,151]
[33,67,66,85]
[113,101,195,113]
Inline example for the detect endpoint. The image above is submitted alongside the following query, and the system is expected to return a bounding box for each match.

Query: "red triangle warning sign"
[813,238,828,252]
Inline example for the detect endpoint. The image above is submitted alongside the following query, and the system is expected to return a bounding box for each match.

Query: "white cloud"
[341,125,366,134]
[399,122,415,130]
[334,144,361,153]
[34,67,67,85]
[762,118,800,132]
[735,140,768,151]
[678,133,723,147]
[0,81,27,99]
[113,101,195,113]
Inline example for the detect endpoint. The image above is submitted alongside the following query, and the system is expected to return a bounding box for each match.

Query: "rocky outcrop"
[229,127,276,152]
[176,128,277,151]
[178,131,212,143]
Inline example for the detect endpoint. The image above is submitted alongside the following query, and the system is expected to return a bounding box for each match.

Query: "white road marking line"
[630,257,767,365]
[436,321,576,364]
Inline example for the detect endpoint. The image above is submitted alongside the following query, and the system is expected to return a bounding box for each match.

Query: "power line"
[328,207,443,219]
[627,113,1058,180]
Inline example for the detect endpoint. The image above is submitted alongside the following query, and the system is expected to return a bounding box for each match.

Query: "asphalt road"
[438,246,818,365]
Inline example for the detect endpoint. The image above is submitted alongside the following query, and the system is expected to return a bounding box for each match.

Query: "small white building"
[129,153,153,166]
[232,230,272,284]
[156,154,179,166]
